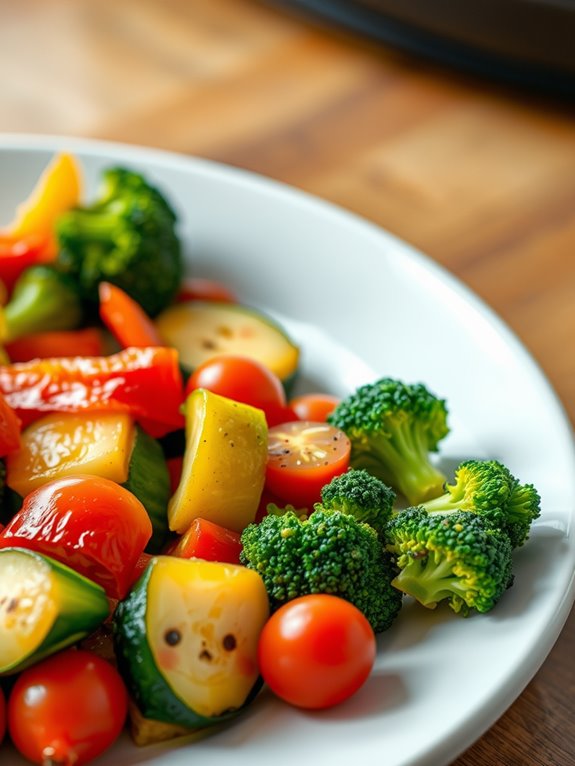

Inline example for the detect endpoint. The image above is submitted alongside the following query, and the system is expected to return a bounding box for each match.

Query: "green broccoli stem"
[354,419,446,505]
[4,266,83,342]
[60,209,121,241]
[391,555,469,608]
[420,494,461,513]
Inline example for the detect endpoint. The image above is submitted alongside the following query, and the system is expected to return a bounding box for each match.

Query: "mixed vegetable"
[0,154,541,765]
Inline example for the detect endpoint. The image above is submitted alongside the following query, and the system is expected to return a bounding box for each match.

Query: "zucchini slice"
[0,547,109,675]
[155,300,299,387]
[168,388,267,535]
[123,426,170,554]
[113,556,269,730]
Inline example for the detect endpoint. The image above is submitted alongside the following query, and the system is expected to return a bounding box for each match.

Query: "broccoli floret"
[505,481,541,549]
[421,459,541,549]
[385,507,513,615]
[56,167,182,316]
[318,468,395,537]
[2,265,83,342]
[240,508,402,633]
[327,378,449,506]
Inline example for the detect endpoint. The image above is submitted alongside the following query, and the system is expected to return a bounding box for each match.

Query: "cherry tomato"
[185,355,287,425]
[0,686,5,745]
[289,393,340,422]
[176,277,237,303]
[266,421,351,507]
[8,649,128,766]
[258,595,376,709]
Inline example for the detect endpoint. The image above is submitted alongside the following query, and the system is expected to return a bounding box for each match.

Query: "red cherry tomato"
[258,595,376,709]
[266,421,351,507]
[289,393,340,423]
[0,686,5,745]
[8,649,128,766]
[176,277,237,303]
[185,355,287,426]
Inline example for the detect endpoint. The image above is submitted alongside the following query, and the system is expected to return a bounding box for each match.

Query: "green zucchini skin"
[0,547,109,675]
[123,427,171,554]
[113,562,260,729]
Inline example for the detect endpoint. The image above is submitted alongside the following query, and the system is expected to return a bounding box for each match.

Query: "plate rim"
[1,132,574,766]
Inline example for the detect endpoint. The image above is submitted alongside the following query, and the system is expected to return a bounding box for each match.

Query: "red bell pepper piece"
[0,346,185,437]
[0,475,152,599]
[98,282,163,349]
[0,390,21,456]
[5,327,105,362]
[169,518,243,565]
[0,233,53,293]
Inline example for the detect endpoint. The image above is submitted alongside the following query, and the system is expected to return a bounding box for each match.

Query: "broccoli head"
[56,167,182,316]
[385,507,513,615]
[421,459,541,549]
[240,508,402,633]
[2,265,83,342]
[318,468,395,537]
[505,481,541,549]
[327,377,449,506]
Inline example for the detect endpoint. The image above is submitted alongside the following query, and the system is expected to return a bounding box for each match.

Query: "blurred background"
[1,0,574,762]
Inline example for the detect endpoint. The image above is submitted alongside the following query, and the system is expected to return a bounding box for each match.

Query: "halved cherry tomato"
[5,328,104,362]
[8,648,128,766]
[99,282,163,349]
[176,277,237,303]
[289,393,340,423]
[0,390,21,456]
[258,594,376,709]
[169,518,242,564]
[0,475,152,599]
[186,355,289,426]
[266,421,351,507]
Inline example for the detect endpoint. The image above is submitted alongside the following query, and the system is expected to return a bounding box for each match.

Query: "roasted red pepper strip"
[5,328,105,362]
[0,390,21,456]
[98,282,163,349]
[0,346,185,437]
[168,518,243,564]
[0,475,152,599]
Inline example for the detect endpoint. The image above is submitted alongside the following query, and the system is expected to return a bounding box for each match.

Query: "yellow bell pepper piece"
[168,388,268,534]
[6,153,82,254]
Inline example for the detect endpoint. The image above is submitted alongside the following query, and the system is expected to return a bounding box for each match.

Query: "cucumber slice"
[0,547,109,674]
[155,300,299,386]
[113,556,269,729]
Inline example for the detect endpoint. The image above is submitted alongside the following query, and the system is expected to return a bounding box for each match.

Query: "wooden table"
[1,1,574,763]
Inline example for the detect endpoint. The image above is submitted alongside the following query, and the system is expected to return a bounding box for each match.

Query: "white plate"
[1,135,575,766]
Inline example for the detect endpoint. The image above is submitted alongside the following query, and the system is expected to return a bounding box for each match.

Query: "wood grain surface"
[1,0,574,763]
